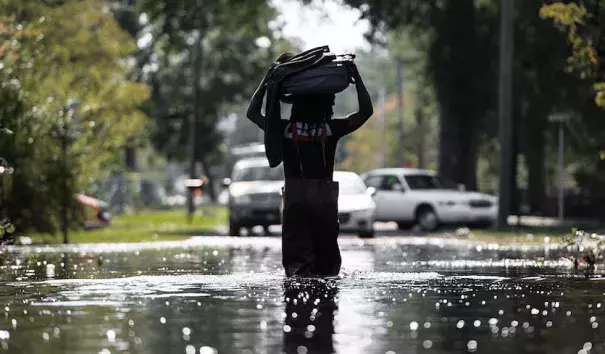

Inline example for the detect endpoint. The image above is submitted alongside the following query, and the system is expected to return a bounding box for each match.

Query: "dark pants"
[281,179,341,277]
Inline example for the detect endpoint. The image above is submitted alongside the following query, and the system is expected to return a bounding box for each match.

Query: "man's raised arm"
[332,65,374,136]
[246,73,271,130]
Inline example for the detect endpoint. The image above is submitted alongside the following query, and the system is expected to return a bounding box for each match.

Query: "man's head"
[290,94,336,123]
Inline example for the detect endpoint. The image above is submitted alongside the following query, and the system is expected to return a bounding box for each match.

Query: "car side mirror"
[366,186,377,197]
[222,178,232,188]
[457,183,466,192]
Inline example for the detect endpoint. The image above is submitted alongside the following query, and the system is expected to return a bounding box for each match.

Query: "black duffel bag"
[263,45,355,168]
[280,57,354,100]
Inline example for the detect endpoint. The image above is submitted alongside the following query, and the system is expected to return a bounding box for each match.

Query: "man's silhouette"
[247,55,373,277]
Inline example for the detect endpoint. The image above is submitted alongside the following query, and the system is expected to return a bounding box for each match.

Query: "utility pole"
[378,87,387,168]
[415,100,426,169]
[549,113,570,223]
[396,60,405,167]
[557,120,564,222]
[61,119,69,244]
[187,32,202,223]
[496,0,515,230]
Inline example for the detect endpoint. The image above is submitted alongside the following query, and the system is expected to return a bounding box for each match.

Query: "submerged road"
[0,236,602,354]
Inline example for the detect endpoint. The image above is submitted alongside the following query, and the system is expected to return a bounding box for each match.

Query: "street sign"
[548,112,573,123]
[184,179,203,188]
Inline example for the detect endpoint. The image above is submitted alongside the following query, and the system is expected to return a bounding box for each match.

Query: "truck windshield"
[232,166,284,182]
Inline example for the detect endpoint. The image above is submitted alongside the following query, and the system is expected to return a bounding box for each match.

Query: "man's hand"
[347,62,359,83]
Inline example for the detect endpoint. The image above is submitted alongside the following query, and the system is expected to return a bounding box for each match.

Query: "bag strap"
[320,123,327,172]
[291,123,305,179]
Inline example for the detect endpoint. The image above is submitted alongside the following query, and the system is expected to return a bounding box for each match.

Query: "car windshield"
[232,165,284,182]
[335,175,367,195]
[404,174,452,190]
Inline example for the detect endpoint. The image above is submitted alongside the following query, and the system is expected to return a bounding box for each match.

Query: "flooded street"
[0,236,603,354]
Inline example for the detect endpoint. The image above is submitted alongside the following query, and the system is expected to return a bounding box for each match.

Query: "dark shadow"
[283,278,339,354]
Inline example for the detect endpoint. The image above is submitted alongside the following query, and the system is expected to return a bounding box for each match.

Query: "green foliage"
[125,0,292,165]
[331,0,605,203]
[0,0,149,234]
[336,0,497,190]
[540,1,605,108]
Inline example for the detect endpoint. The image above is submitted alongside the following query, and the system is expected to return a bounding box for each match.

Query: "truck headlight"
[233,195,251,205]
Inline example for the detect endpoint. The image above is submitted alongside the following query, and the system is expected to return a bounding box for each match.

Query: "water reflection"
[0,237,603,353]
[283,279,338,354]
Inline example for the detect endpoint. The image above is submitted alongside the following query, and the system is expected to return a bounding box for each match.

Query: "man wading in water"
[246,54,373,277]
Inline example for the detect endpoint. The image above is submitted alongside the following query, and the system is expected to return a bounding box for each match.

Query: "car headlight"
[233,195,251,205]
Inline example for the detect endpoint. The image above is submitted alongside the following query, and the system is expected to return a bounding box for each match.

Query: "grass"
[435,224,605,246]
[19,206,604,246]
[22,206,228,244]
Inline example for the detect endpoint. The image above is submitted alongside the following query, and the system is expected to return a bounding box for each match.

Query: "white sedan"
[333,171,376,238]
[361,168,498,231]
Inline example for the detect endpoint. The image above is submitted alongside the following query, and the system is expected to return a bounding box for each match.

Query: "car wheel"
[416,206,439,232]
[396,222,413,230]
[263,225,272,236]
[228,219,241,237]
[358,228,375,239]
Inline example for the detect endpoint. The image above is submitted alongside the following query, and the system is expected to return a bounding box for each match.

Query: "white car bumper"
[438,205,498,224]
[338,209,375,232]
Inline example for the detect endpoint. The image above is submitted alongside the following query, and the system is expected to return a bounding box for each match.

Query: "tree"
[315,0,497,190]
[540,1,605,108]
[0,0,149,234]
[123,0,293,200]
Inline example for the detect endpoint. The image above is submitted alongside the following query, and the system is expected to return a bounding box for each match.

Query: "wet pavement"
[0,236,603,354]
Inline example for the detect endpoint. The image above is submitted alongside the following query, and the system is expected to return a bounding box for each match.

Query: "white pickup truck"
[361,168,498,231]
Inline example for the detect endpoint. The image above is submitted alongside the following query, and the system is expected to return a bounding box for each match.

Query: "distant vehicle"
[224,143,266,180]
[361,168,498,231]
[75,194,110,230]
[333,171,377,238]
[224,157,284,236]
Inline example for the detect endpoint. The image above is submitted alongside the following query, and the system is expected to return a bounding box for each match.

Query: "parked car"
[361,168,498,231]
[333,171,377,238]
[225,158,284,236]
[75,194,110,230]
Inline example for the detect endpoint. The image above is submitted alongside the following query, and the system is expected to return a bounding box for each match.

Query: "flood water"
[0,236,603,354]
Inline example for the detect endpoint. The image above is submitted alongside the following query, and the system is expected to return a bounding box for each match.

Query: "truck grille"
[469,200,492,208]
[249,193,280,204]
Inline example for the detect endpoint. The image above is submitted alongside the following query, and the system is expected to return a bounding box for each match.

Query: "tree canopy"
[0,0,149,234]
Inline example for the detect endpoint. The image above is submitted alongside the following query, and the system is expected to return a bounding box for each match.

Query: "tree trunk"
[525,116,546,214]
[432,0,481,191]
[437,97,479,191]
[415,103,426,169]
[125,143,137,172]
[511,121,519,216]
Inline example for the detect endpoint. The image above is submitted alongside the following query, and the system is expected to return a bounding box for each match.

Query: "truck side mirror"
[222,178,232,188]
[366,186,377,197]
